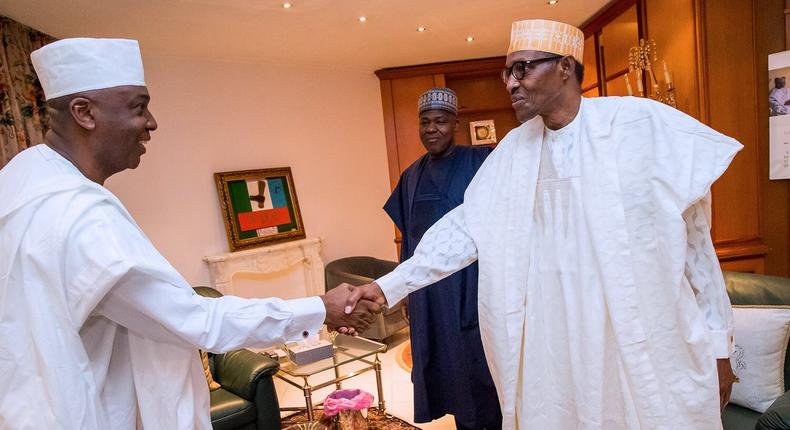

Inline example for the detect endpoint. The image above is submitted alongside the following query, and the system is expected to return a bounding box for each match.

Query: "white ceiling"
[0,0,607,72]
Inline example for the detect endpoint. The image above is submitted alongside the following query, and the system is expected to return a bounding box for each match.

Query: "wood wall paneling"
[581,0,638,37]
[448,75,512,112]
[755,0,790,275]
[447,73,517,146]
[704,0,761,247]
[389,75,436,172]
[379,80,401,190]
[644,0,702,118]
[375,57,506,80]
[582,0,642,96]
[601,4,640,79]
[605,70,631,96]
[644,0,786,274]
[582,36,599,91]
[583,87,601,98]
[376,58,519,175]
[720,257,766,274]
[456,109,519,147]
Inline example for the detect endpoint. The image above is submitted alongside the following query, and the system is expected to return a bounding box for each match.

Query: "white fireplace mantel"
[203,237,325,297]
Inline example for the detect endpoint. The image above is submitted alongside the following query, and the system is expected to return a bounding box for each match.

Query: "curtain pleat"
[0,16,54,168]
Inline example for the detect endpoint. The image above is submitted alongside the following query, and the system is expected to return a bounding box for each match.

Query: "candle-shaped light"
[663,60,672,85]
[636,68,644,95]
[625,72,633,96]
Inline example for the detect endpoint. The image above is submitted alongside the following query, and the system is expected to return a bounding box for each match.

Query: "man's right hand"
[343,282,387,314]
[321,284,383,335]
[332,282,388,335]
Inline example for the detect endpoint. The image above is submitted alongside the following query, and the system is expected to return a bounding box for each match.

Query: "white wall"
[106,56,397,286]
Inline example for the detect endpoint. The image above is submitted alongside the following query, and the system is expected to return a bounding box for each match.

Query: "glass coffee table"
[274,334,387,421]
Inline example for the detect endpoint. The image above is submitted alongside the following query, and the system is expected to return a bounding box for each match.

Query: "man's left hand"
[717,358,737,412]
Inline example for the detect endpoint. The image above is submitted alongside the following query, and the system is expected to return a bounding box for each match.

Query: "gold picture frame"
[469,119,497,145]
[214,167,306,252]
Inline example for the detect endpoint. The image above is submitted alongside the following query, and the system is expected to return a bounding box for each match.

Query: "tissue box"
[263,347,288,363]
[287,339,334,365]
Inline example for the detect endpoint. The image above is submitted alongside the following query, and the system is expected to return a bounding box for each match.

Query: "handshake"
[319,282,388,336]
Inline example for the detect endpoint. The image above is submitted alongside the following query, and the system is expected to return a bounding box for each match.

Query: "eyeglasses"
[501,55,564,82]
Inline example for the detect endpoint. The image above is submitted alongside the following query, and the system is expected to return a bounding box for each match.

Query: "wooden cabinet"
[581,0,643,97]
[376,58,515,189]
[376,59,517,250]
[640,0,786,275]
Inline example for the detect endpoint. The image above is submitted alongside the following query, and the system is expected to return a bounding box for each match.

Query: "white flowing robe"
[769,87,790,115]
[377,97,741,429]
[0,145,326,429]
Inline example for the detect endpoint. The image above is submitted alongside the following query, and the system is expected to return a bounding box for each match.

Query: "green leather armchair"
[195,286,282,430]
[721,271,790,430]
[325,256,408,341]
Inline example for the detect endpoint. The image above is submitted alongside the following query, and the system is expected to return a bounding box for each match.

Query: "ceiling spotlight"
[359,16,367,22]
[417,27,426,32]
[282,2,292,8]
[466,36,474,42]
[548,0,558,4]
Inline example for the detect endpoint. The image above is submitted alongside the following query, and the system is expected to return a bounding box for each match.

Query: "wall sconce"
[624,39,676,108]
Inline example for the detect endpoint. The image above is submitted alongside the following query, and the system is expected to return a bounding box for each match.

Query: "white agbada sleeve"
[683,193,734,359]
[646,98,739,357]
[66,201,325,353]
[376,205,478,306]
[97,277,325,352]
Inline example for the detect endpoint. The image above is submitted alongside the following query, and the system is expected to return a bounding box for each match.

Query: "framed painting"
[214,167,306,251]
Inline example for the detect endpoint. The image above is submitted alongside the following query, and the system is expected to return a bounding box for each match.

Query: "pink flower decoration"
[322,389,374,416]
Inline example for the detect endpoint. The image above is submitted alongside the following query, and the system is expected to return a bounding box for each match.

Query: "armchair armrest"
[213,349,279,401]
[757,390,790,430]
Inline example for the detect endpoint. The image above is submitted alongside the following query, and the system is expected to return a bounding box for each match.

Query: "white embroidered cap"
[31,38,146,100]
[507,19,584,59]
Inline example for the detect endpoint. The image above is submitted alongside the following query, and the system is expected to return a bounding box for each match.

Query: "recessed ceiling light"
[417,27,427,32]
[359,16,367,22]
[466,36,474,42]
[548,0,558,4]
[282,2,292,8]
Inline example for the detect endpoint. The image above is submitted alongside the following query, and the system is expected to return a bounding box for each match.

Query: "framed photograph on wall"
[469,119,497,145]
[769,50,790,179]
[214,167,306,251]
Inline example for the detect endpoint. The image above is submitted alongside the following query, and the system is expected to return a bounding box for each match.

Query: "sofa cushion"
[724,272,790,307]
[730,306,790,413]
[757,390,790,430]
[723,403,762,430]
[209,388,256,430]
[724,271,790,392]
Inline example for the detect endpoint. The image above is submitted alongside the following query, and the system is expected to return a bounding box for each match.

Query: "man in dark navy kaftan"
[383,88,501,430]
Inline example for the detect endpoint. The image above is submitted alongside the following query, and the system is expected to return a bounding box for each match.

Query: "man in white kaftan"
[345,20,740,429]
[769,76,790,116]
[0,38,376,429]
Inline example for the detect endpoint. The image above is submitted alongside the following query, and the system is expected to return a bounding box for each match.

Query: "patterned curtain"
[0,16,54,168]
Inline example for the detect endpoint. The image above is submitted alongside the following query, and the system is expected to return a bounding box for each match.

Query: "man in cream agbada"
[347,19,739,429]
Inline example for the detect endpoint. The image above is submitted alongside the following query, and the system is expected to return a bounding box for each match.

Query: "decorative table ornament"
[320,389,374,430]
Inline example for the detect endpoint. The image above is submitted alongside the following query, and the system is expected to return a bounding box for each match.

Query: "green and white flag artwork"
[227,177,296,239]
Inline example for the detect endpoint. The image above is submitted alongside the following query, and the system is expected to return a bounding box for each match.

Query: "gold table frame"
[274,334,387,421]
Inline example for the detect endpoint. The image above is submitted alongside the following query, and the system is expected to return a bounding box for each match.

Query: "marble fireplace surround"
[203,237,325,298]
